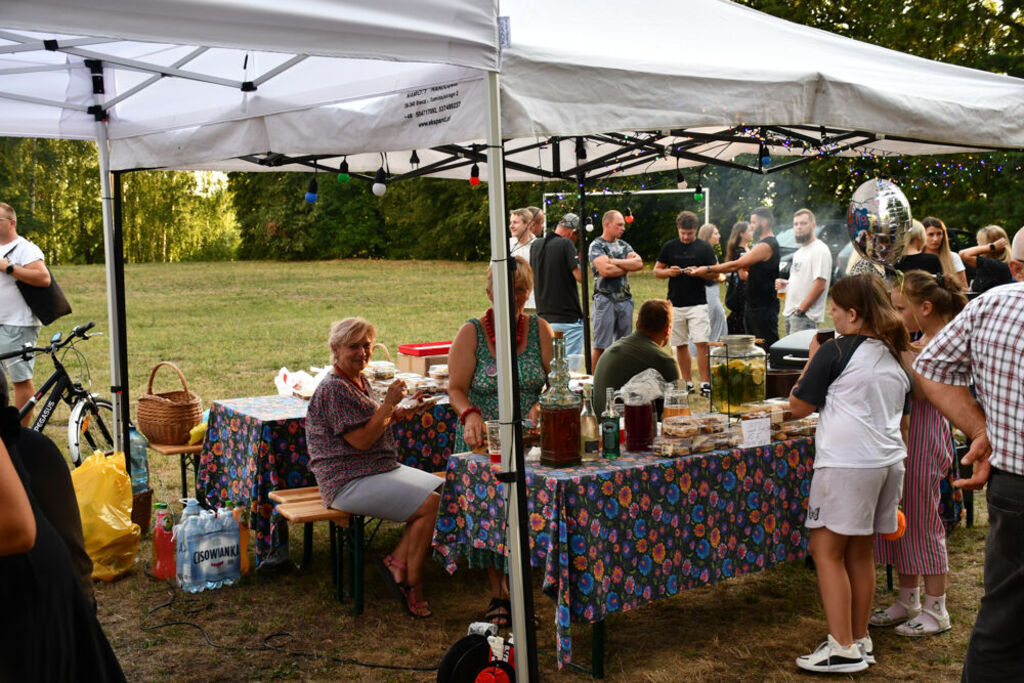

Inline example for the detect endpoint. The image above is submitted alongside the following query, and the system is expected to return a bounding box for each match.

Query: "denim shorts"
[0,324,41,382]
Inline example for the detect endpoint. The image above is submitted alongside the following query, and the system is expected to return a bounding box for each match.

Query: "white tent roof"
[4,0,1021,180]
[2,0,1023,179]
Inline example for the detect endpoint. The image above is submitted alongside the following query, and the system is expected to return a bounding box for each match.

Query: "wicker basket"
[137,361,203,445]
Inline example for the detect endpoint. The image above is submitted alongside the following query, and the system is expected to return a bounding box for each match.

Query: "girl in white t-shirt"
[789,273,912,674]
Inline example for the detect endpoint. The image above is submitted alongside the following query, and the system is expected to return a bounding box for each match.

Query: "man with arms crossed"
[914,229,1024,682]
[0,202,51,425]
[589,210,643,368]
[779,209,832,335]
[531,212,584,356]
[654,210,717,396]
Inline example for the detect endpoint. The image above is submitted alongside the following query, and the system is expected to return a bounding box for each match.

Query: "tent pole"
[111,170,131,455]
[485,69,539,682]
[94,119,126,456]
[577,173,591,372]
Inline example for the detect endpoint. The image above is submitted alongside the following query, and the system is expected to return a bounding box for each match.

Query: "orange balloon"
[882,509,906,541]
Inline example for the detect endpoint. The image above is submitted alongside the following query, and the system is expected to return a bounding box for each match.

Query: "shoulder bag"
[3,245,72,326]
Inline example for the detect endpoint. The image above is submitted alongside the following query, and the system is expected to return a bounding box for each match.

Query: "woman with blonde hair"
[893,220,942,277]
[696,223,727,344]
[920,217,968,288]
[958,225,1013,293]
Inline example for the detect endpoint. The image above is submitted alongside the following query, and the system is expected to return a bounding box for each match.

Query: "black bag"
[3,246,72,326]
[724,273,744,311]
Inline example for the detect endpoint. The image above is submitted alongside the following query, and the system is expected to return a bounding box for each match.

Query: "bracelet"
[705,265,711,275]
[459,406,481,424]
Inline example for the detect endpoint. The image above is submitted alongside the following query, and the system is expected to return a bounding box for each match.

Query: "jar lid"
[719,334,756,344]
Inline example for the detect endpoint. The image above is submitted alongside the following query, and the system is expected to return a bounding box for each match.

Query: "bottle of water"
[128,426,149,494]
[220,502,240,587]
[176,514,204,593]
[202,510,222,591]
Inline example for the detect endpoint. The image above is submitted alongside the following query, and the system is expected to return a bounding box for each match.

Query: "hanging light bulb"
[760,142,772,166]
[585,222,595,233]
[409,150,420,168]
[372,167,387,197]
[624,207,634,224]
[304,176,318,203]
[336,158,350,183]
[469,162,481,187]
[676,170,687,190]
[693,183,704,202]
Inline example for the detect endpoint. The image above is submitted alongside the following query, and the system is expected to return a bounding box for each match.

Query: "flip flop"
[376,555,407,609]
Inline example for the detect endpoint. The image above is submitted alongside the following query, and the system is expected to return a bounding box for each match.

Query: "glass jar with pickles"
[709,334,766,415]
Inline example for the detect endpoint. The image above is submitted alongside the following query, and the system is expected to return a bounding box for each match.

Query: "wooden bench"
[270,487,365,614]
[149,442,203,500]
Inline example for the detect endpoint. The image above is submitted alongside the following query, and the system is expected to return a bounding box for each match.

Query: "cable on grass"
[138,580,438,672]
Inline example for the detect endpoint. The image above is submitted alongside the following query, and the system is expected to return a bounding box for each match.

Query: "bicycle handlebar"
[0,321,98,362]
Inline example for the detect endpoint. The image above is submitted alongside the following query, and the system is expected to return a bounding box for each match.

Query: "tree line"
[1,0,1022,264]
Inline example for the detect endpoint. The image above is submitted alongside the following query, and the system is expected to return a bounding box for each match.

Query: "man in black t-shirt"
[531,213,584,356]
[654,211,717,393]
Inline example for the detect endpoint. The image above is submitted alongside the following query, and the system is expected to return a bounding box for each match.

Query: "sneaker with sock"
[685,381,695,394]
[700,382,711,397]
[796,634,869,674]
[855,635,875,665]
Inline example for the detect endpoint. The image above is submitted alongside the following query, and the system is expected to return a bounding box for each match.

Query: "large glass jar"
[710,335,767,415]
[540,331,582,467]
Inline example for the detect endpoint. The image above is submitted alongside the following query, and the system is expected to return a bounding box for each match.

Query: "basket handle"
[371,343,392,362]
[147,361,191,395]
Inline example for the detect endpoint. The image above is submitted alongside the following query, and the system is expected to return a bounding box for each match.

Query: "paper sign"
[741,417,771,449]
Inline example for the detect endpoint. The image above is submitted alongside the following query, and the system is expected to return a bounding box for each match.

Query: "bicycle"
[1,321,115,466]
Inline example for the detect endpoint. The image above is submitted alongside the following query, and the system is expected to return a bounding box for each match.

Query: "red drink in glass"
[624,402,654,451]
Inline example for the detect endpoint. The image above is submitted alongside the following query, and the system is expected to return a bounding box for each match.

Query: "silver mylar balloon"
[847,179,912,268]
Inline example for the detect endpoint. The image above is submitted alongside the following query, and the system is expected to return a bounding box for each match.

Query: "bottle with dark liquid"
[601,387,620,459]
[540,331,581,467]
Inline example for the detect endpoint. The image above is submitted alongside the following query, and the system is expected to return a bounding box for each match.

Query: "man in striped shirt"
[914,228,1024,682]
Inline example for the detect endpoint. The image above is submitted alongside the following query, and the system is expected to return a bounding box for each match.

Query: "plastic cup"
[485,420,502,463]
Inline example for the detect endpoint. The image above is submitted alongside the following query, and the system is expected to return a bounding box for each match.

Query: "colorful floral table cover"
[198,394,456,565]
[432,437,815,667]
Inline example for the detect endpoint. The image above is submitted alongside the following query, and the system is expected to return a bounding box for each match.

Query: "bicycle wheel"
[68,396,116,467]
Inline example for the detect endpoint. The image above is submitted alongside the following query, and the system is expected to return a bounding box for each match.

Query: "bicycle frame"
[21,359,78,431]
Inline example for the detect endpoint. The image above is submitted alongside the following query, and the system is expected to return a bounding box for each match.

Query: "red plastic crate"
[398,342,452,357]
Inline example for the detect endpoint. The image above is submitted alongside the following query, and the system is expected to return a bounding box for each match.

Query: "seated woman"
[448,256,553,627]
[958,225,1012,294]
[305,318,442,619]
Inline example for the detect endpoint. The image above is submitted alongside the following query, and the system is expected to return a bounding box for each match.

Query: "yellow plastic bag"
[71,451,141,581]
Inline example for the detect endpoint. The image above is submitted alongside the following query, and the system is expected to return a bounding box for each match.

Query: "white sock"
[925,593,947,615]
[899,586,921,610]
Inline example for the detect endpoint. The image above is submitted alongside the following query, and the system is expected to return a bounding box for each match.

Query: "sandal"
[484,598,511,628]
[403,582,432,619]
[895,607,951,636]
[870,599,921,627]
[376,555,407,610]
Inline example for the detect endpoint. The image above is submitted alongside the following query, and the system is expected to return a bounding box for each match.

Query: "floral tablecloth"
[432,437,815,667]
[198,394,456,566]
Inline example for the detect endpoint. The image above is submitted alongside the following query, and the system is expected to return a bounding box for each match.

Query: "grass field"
[33,260,979,681]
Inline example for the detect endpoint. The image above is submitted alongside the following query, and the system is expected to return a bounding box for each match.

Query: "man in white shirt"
[508,207,538,313]
[778,209,832,335]
[0,202,51,424]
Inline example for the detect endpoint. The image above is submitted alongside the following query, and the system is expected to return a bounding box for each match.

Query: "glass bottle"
[600,387,620,459]
[709,334,767,415]
[579,384,599,460]
[539,331,582,467]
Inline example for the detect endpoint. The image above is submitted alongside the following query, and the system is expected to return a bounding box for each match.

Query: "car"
[776,219,849,283]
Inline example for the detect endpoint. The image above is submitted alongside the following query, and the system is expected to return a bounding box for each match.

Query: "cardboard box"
[397,353,448,375]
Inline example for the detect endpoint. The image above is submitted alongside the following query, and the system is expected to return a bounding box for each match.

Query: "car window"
[776,228,798,249]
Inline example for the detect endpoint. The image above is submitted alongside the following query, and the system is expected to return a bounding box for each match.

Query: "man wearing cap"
[589,210,643,368]
[531,213,584,356]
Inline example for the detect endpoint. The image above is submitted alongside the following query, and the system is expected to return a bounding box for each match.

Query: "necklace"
[334,363,366,392]
[482,308,526,347]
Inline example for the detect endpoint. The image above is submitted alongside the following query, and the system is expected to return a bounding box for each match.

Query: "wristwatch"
[989,243,996,252]
[4,263,13,275]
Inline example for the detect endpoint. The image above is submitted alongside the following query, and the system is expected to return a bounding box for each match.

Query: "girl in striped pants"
[872,271,967,636]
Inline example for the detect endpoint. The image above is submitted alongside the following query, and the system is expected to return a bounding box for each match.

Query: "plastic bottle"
[600,388,620,459]
[128,426,149,494]
[220,503,241,586]
[176,514,204,593]
[202,510,223,591]
[152,502,176,580]
[232,502,251,575]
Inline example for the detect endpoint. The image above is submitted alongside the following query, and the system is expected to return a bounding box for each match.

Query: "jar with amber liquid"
[540,331,581,467]
[710,334,766,415]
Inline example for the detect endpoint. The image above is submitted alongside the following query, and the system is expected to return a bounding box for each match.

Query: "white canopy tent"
[4,0,1024,674]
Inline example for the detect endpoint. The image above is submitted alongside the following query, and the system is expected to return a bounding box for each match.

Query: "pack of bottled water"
[173,500,241,593]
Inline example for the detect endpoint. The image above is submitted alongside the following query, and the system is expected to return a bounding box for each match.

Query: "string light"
[469,163,481,187]
[336,158,350,183]
[372,167,387,197]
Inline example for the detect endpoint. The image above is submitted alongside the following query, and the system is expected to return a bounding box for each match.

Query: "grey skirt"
[329,464,441,522]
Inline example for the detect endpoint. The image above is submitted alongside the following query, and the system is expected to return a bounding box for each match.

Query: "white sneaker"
[796,634,869,674]
[855,635,875,665]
